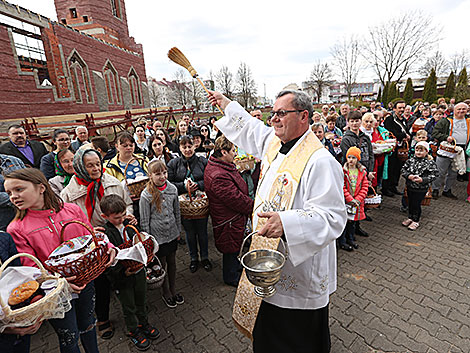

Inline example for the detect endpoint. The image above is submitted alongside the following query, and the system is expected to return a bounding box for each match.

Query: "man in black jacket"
[0,125,47,169]
[382,100,410,196]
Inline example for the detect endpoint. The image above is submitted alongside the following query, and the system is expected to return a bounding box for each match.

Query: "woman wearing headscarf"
[60,148,134,340]
[49,149,75,195]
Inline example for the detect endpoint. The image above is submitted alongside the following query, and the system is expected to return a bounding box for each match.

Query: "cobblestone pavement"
[31,181,470,352]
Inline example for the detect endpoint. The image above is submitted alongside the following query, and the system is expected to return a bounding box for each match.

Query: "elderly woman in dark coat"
[204,136,254,286]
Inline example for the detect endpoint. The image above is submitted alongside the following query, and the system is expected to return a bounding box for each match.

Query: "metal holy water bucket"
[238,231,288,298]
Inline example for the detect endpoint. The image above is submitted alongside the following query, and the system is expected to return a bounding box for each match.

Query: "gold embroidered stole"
[232,131,324,339]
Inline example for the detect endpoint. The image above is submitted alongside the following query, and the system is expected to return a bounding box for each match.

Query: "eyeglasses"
[57,138,71,142]
[269,110,303,118]
[201,129,208,132]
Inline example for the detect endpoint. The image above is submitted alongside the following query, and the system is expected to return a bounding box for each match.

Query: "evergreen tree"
[455,67,470,101]
[423,68,437,103]
[377,86,382,103]
[403,78,414,104]
[382,82,389,106]
[444,71,456,99]
[388,82,398,102]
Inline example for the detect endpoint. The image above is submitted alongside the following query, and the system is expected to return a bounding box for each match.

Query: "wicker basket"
[117,225,155,273]
[0,253,72,329]
[397,140,409,162]
[437,138,458,159]
[45,221,109,287]
[234,158,256,172]
[147,256,166,290]
[124,157,149,200]
[404,187,432,206]
[179,181,209,219]
[365,187,382,209]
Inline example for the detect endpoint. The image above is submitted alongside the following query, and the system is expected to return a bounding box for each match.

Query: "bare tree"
[171,69,191,108]
[189,79,204,112]
[362,11,441,85]
[147,76,160,107]
[449,50,470,77]
[419,50,449,77]
[215,66,234,99]
[331,36,362,100]
[235,62,257,108]
[308,61,333,103]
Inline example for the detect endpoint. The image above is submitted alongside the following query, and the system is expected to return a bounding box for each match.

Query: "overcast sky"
[11,0,470,100]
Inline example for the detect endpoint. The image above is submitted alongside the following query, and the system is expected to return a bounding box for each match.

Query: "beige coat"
[60,174,133,227]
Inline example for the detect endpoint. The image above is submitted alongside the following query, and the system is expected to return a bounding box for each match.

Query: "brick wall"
[0,19,148,120]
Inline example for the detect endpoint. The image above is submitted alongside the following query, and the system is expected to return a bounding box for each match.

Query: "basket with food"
[372,136,396,155]
[146,256,166,290]
[437,138,458,159]
[117,224,156,273]
[397,140,409,162]
[234,155,256,172]
[179,180,209,219]
[44,221,110,287]
[0,253,73,331]
[365,187,382,209]
[124,157,149,200]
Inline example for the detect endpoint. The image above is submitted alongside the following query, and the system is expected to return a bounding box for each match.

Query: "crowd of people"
[0,92,468,352]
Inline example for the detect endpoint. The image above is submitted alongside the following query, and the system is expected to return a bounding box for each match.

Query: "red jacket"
[7,203,95,267]
[343,164,369,221]
[204,156,254,253]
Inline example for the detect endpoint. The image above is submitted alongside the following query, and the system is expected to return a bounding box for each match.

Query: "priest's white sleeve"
[215,101,274,159]
[278,151,347,267]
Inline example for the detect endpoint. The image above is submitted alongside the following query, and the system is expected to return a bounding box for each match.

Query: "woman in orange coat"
[339,147,369,251]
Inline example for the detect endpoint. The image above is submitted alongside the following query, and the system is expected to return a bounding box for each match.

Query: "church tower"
[53,0,141,53]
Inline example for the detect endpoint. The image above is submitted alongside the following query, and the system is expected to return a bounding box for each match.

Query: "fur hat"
[346,146,361,161]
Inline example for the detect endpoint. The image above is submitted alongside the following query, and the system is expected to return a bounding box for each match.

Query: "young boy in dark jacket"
[101,195,159,351]
[401,141,439,231]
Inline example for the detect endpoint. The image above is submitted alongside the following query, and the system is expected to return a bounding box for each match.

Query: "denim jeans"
[181,217,209,261]
[0,333,30,353]
[49,282,99,353]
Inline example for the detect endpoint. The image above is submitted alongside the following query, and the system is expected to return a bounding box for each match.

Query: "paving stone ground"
[31,180,470,352]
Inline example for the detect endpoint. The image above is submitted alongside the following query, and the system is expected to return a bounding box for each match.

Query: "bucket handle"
[238,231,288,262]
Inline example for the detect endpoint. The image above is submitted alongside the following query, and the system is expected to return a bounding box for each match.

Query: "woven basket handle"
[448,137,456,146]
[186,180,194,203]
[369,186,377,196]
[60,220,99,248]
[123,224,143,243]
[123,156,146,187]
[0,253,48,315]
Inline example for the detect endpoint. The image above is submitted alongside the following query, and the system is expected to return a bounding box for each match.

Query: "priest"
[208,90,347,353]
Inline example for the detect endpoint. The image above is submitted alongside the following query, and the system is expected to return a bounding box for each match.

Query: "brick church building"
[0,0,149,120]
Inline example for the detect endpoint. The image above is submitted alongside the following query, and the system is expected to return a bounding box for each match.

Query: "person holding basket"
[167,135,211,273]
[5,168,117,353]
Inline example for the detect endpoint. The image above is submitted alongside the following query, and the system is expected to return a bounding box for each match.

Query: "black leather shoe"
[347,241,359,249]
[189,260,199,273]
[201,259,212,272]
[432,190,439,199]
[442,190,458,199]
[339,243,353,252]
[355,227,369,237]
[382,189,395,197]
[365,215,372,222]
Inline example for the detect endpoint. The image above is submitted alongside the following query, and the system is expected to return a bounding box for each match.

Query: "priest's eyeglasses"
[269,110,303,118]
